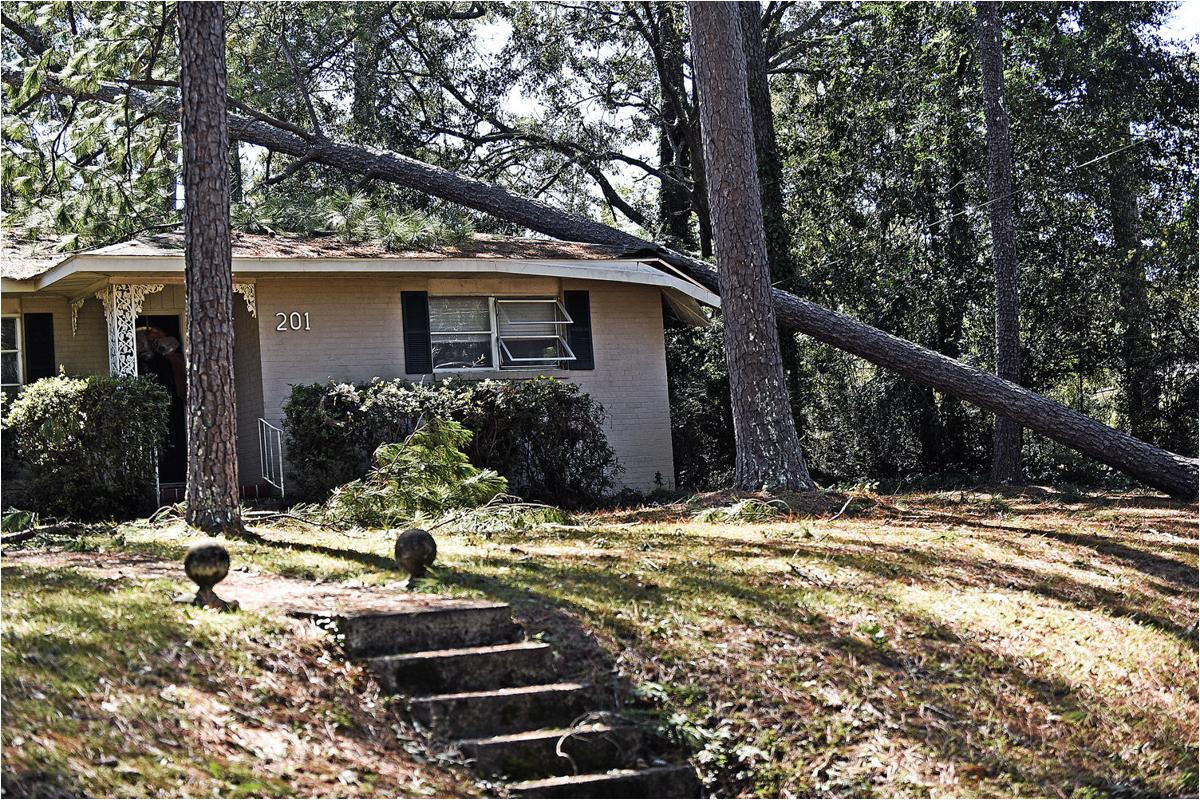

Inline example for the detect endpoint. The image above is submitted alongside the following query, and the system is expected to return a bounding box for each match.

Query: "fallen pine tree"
[5,68,1196,498]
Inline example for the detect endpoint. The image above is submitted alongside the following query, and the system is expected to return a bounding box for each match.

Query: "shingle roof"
[0,238,75,280]
[2,231,630,280]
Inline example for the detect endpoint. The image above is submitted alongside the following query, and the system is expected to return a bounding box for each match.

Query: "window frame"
[428,296,499,372]
[428,296,577,374]
[1,314,24,398]
[494,298,576,368]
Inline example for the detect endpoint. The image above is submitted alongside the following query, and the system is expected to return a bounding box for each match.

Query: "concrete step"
[316,601,522,657]
[408,682,589,740]
[369,641,554,694]
[507,764,699,798]
[456,722,643,778]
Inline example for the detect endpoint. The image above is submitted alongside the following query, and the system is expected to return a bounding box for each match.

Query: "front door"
[136,314,187,483]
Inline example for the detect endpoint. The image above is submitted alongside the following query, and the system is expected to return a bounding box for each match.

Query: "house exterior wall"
[3,286,264,485]
[6,272,678,493]
[233,300,265,484]
[253,274,676,491]
[1,294,109,377]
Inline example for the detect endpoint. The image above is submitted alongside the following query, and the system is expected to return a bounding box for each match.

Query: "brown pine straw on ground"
[2,487,1196,798]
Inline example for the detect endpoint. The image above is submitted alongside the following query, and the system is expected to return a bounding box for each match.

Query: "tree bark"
[738,1,793,290]
[687,1,814,492]
[738,0,805,418]
[644,4,695,249]
[8,69,1197,498]
[228,139,243,203]
[975,1,1024,484]
[178,2,242,534]
[1108,137,1160,443]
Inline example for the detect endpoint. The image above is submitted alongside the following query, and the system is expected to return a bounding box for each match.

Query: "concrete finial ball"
[184,539,238,611]
[394,528,437,588]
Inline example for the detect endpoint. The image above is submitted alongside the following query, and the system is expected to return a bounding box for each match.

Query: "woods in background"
[3,1,1195,491]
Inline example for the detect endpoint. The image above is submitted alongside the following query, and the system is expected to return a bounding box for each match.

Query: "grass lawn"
[2,488,1196,798]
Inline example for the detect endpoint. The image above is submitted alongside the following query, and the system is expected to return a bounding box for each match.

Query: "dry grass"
[2,487,1196,798]
[0,566,477,798]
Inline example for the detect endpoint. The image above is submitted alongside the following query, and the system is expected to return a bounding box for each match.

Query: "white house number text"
[276,312,312,331]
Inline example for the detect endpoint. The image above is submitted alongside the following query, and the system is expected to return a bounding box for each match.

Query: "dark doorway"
[137,314,187,483]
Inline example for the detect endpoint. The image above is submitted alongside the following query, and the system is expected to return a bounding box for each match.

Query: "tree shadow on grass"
[880,508,1198,588]
[242,531,399,573]
[437,555,1195,797]
[0,563,468,799]
[614,527,1197,647]
[776,539,1197,648]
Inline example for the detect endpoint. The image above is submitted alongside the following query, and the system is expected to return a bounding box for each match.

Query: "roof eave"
[28,254,721,308]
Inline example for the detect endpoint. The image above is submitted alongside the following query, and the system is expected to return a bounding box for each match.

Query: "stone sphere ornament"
[184,539,239,612]
[394,528,437,589]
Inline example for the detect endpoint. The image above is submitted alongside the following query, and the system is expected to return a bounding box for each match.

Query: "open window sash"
[498,335,577,366]
[495,299,576,367]
[495,298,573,328]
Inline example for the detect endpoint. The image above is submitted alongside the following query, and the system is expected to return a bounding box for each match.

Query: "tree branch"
[1,12,48,54]
[4,66,1196,498]
[278,27,324,137]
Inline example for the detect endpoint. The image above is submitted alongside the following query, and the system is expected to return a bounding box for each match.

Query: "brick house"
[1,233,718,495]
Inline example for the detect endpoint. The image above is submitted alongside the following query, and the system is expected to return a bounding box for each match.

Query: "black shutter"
[401,291,432,375]
[563,290,594,370]
[22,313,55,382]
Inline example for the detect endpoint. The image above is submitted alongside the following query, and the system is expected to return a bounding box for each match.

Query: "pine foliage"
[326,417,507,528]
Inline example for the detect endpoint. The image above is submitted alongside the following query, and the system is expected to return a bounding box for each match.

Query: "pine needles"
[325,418,507,528]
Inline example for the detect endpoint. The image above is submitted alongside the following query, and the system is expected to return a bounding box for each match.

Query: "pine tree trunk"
[976,1,1023,484]
[738,1,805,424]
[228,140,242,203]
[1108,140,1160,443]
[688,1,814,492]
[648,4,696,249]
[179,2,242,534]
[738,1,793,290]
[14,69,1197,498]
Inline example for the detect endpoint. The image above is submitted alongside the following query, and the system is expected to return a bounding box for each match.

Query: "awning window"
[495,299,575,368]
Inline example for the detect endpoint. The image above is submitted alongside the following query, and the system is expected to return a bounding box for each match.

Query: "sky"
[1162,1,1200,42]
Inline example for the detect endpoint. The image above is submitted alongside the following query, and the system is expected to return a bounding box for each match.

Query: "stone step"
[456,722,644,778]
[368,641,554,694]
[507,765,699,798]
[408,682,589,740]
[304,601,522,657]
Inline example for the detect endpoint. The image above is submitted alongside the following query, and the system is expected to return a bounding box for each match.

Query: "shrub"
[283,377,621,507]
[2,375,169,520]
[327,417,507,528]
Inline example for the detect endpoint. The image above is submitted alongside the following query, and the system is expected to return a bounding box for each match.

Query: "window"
[495,299,575,368]
[429,296,494,370]
[1,315,22,400]
[428,297,575,372]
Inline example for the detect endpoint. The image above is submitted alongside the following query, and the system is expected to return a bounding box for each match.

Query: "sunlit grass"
[0,563,474,798]
[3,489,1196,797]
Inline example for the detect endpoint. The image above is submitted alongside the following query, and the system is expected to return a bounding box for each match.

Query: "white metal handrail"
[258,418,285,497]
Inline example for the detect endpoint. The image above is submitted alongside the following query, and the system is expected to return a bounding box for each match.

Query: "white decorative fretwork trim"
[233,283,257,317]
[70,297,87,336]
[95,283,164,376]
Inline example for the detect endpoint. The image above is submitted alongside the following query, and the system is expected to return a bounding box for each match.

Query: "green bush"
[327,417,507,528]
[283,377,621,507]
[2,375,169,520]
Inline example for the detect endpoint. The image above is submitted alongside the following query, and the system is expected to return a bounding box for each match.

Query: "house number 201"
[276,312,311,331]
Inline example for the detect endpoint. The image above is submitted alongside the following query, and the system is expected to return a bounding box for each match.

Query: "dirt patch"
[0,548,493,618]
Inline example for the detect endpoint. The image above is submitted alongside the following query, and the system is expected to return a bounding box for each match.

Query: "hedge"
[283,377,621,507]
[3,375,169,520]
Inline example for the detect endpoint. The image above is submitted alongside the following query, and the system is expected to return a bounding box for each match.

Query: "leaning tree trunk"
[8,70,1197,498]
[688,0,814,492]
[179,2,242,534]
[976,1,1024,485]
